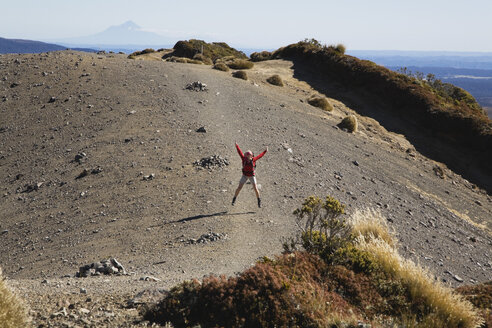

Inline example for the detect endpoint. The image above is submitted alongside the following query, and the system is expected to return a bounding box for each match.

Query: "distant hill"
[56,21,174,50]
[349,50,492,70]
[0,37,66,54]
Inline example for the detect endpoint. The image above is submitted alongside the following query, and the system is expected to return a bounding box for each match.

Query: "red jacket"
[236,143,267,176]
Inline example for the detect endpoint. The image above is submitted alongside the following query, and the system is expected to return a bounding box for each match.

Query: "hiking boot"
[257,198,261,208]
[232,196,236,206]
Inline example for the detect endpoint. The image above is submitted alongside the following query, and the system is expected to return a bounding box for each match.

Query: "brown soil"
[0,52,490,327]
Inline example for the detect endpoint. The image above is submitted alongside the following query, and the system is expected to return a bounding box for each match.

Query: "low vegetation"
[127,48,155,59]
[307,95,333,111]
[250,50,272,62]
[0,268,29,327]
[232,70,248,80]
[213,62,229,72]
[456,281,492,327]
[164,56,203,65]
[165,39,247,62]
[192,53,212,65]
[266,74,284,86]
[339,115,358,133]
[226,59,254,69]
[145,196,484,328]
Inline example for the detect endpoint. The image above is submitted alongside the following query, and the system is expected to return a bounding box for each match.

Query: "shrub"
[266,74,284,87]
[335,44,346,54]
[285,195,350,262]
[193,53,213,65]
[457,281,492,327]
[250,51,272,62]
[232,70,248,80]
[0,268,29,327]
[338,115,358,133]
[168,39,247,61]
[307,96,333,111]
[227,59,254,69]
[213,62,229,72]
[127,48,155,58]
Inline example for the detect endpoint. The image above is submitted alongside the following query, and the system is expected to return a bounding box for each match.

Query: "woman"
[232,142,268,208]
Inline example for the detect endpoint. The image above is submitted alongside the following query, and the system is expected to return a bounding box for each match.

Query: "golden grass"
[266,74,284,87]
[355,237,483,328]
[308,96,333,111]
[339,115,358,132]
[0,268,29,327]
[165,56,203,65]
[350,208,395,247]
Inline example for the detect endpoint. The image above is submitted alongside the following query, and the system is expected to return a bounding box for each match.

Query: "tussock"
[226,59,254,69]
[339,115,358,132]
[308,96,333,111]
[212,62,229,72]
[356,237,483,328]
[350,208,395,247]
[266,74,284,86]
[0,268,29,327]
[232,70,248,80]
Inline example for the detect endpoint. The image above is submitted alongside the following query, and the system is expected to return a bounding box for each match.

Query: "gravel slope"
[0,51,490,327]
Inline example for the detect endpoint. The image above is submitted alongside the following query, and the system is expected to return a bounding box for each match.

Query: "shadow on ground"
[176,211,256,223]
[288,59,492,193]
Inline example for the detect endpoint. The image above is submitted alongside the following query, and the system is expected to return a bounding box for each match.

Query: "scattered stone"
[77,258,127,277]
[188,232,227,244]
[78,308,90,315]
[196,126,207,133]
[433,165,445,179]
[21,182,43,193]
[48,96,56,103]
[80,287,87,294]
[75,169,89,179]
[91,167,103,174]
[475,200,482,206]
[143,173,155,181]
[74,152,87,163]
[140,276,161,282]
[352,160,359,166]
[194,155,229,169]
[185,81,208,91]
[127,288,169,307]
[453,275,464,283]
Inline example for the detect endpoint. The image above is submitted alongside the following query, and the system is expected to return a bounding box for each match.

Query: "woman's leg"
[234,182,244,198]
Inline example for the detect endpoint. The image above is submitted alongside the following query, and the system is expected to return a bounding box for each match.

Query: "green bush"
[232,70,248,80]
[307,96,333,111]
[0,268,29,327]
[127,48,155,58]
[250,51,272,62]
[227,59,254,69]
[213,62,229,72]
[266,74,284,86]
[338,115,358,133]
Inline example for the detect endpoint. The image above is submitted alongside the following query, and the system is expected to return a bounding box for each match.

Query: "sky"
[2,0,492,51]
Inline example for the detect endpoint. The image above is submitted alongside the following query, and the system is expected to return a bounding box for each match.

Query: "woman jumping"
[232,142,268,208]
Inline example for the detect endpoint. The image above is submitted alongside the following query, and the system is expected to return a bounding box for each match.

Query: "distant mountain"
[0,37,66,54]
[56,21,175,50]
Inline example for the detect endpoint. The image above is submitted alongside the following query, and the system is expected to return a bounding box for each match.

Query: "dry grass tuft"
[338,115,358,132]
[356,238,483,328]
[232,70,248,80]
[192,53,213,65]
[227,59,254,69]
[266,74,284,87]
[165,56,203,65]
[350,208,395,247]
[212,62,229,72]
[0,268,29,327]
[308,96,333,111]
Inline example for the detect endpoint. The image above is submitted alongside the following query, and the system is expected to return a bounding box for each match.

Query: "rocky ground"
[0,51,491,327]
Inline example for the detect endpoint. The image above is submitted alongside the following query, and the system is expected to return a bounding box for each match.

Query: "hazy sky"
[2,0,492,51]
